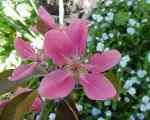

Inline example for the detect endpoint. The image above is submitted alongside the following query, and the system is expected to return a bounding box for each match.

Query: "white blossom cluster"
[2,0,32,21]
[139,96,150,112]
[123,77,140,96]
[0,50,21,72]
[119,55,130,67]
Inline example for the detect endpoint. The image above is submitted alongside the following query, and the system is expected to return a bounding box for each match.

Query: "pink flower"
[30,97,41,112]
[38,6,57,30]
[31,6,57,33]
[0,100,9,109]
[38,19,121,100]
[9,37,41,81]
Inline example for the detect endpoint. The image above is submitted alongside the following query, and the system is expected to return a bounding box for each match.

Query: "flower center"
[63,59,88,82]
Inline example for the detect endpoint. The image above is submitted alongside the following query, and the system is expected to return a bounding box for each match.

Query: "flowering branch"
[59,0,64,26]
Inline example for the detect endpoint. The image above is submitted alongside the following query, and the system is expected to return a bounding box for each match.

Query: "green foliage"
[0,0,150,120]
[0,90,37,120]
[114,11,129,26]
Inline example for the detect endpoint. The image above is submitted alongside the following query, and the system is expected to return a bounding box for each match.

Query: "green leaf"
[0,70,26,95]
[0,69,43,95]
[14,90,38,120]
[105,71,122,100]
[56,96,79,120]
[39,99,52,120]
[0,90,38,120]
[114,11,129,26]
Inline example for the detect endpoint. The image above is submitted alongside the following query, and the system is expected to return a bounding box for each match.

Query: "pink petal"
[30,97,41,112]
[38,69,75,99]
[10,64,37,81]
[38,6,57,29]
[15,37,36,60]
[89,50,121,72]
[80,73,116,100]
[0,100,9,109]
[66,19,88,55]
[44,29,74,65]
[15,87,32,96]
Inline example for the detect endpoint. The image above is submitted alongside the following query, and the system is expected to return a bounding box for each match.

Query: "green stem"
[29,0,38,15]
[39,99,51,120]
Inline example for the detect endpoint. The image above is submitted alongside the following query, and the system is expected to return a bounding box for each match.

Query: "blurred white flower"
[136,22,140,27]
[109,33,114,38]
[128,12,132,16]
[101,33,109,41]
[0,64,5,72]
[91,107,101,116]
[127,27,136,35]
[94,26,98,29]
[97,117,105,120]
[131,77,140,84]
[97,15,104,22]
[75,103,83,112]
[147,52,150,63]
[128,19,137,26]
[119,0,124,2]
[119,55,130,67]
[101,8,106,12]
[96,42,104,52]
[141,18,148,23]
[124,97,130,103]
[2,0,19,19]
[137,70,147,78]
[146,102,150,110]
[105,0,113,6]
[105,110,112,117]
[49,113,56,120]
[105,12,114,22]
[16,3,31,18]
[92,14,103,22]
[35,115,40,120]
[31,38,43,50]
[145,0,150,4]
[129,115,136,120]
[104,48,110,52]
[5,50,22,69]
[127,1,133,6]
[124,80,134,89]
[92,14,97,20]
[138,113,144,120]
[131,70,135,74]
[96,37,100,41]
[140,104,146,112]
[127,87,136,96]
[104,100,111,106]
[123,77,139,89]
[142,96,150,104]
[146,77,150,82]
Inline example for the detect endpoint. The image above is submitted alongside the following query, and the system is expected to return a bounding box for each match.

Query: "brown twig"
[64,100,79,120]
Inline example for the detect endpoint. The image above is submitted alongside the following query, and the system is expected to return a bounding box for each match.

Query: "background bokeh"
[0,0,150,120]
